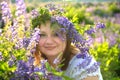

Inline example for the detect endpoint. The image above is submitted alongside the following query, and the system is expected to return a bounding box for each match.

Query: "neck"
[47,56,57,68]
[47,55,62,69]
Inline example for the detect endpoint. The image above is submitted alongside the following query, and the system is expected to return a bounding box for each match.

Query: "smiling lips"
[45,46,56,50]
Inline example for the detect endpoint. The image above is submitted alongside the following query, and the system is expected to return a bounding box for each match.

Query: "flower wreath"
[31,7,88,54]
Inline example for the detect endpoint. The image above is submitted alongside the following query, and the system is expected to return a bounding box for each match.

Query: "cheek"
[58,39,67,50]
[39,39,45,47]
[55,38,65,45]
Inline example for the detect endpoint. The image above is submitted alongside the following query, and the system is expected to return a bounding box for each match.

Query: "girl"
[32,8,103,80]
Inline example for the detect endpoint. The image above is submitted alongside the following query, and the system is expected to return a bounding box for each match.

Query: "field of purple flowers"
[61,2,120,80]
[0,0,120,80]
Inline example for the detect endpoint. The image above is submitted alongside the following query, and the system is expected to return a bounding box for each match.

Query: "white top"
[65,52,103,80]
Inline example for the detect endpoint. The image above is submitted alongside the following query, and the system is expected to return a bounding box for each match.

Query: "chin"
[45,52,59,57]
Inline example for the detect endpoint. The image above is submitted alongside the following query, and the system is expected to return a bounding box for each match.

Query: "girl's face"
[38,22,67,58]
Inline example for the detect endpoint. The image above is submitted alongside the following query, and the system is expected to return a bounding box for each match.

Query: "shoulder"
[65,52,103,80]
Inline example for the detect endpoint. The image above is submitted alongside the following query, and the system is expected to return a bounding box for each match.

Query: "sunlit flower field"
[0,0,120,80]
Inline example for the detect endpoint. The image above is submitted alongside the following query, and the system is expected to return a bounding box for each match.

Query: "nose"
[45,36,54,45]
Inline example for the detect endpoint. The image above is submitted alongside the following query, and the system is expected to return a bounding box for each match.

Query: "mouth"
[45,46,56,50]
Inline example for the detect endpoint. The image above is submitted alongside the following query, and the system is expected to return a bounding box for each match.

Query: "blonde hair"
[33,46,43,66]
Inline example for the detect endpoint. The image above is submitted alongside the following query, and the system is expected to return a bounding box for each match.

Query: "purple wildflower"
[15,60,29,77]
[15,0,30,32]
[53,52,62,65]
[96,22,105,29]
[31,9,39,18]
[23,37,30,49]
[59,8,65,13]
[0,52,3,61]
[46,4,57,11]
[14,38,24,49]
[53,57,60,65]
[0,1,12,23]
[27,28,40,49]
[45,4,65,15]
[12,57,46,80]
[76,52,88,59]
[85,28,95,35]
[33,60,48,79]
[8,60,15,67]
[9,20,18,41]
[47,73,62,80]
[10,53,16,61]
[79,47,89,52]
[39,60,48,78]
[30,47,36,54]
[86,36,93,47]
[27,28,40,55]
[56,28,66,41]
[15,0,26,16]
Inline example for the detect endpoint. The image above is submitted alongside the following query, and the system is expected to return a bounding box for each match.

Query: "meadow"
[0,1,120,80]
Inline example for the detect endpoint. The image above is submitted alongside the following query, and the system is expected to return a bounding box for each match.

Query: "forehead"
[40,21,61,32]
